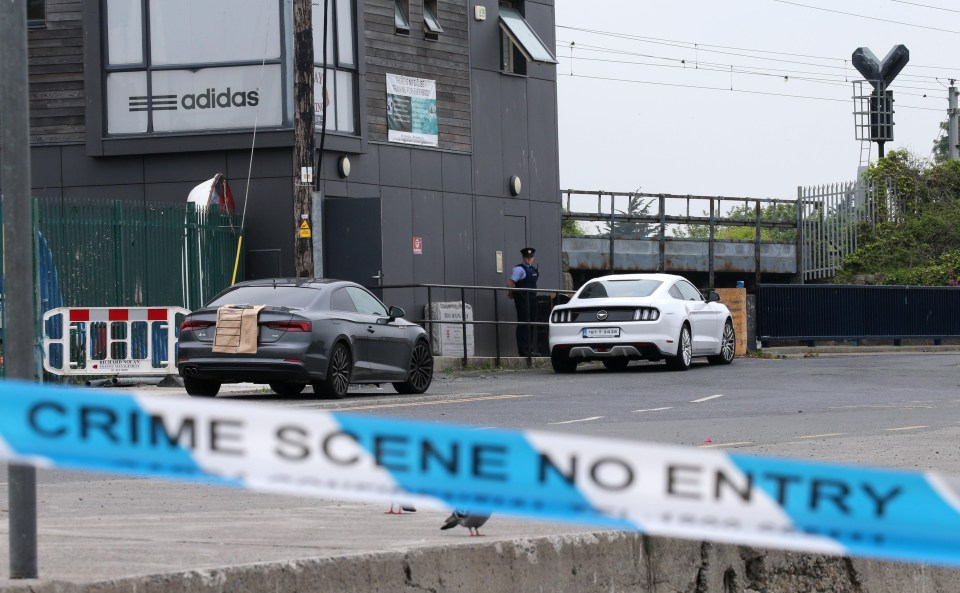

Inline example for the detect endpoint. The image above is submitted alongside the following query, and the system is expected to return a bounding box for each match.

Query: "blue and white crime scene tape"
[2,380,960,566]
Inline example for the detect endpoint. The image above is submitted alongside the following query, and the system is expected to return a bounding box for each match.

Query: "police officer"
[506,247,539,356]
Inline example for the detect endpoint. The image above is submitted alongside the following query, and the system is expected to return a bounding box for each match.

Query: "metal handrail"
[376,283,574,367]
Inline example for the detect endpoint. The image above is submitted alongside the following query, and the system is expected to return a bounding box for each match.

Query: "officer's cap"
[521,247,536,257]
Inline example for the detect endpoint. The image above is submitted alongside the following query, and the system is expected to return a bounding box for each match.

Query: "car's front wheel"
[551,349,578,373]
[184,377,221,397]
[666,324,692,371]
[394,340,433,394]
[708,320,736,365]
[602,358,629,371]
[270,382,306,395]
[314,342,352,399]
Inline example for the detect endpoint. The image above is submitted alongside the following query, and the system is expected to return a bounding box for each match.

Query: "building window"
[27,0,45,28]
[423,0,443,40]
[394,0,410,35]
[499,1,557,74]
[314,0,358,134]
[102,0,287,136]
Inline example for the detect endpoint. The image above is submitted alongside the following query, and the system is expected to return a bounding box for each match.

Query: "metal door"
[324,198,383,287]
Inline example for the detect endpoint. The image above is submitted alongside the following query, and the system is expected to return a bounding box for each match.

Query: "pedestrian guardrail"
[42,306,189,376]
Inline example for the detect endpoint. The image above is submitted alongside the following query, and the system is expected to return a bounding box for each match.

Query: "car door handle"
[367,327,375,333]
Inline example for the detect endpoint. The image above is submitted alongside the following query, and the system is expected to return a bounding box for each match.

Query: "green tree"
[607,194,655,238]
[672,202,797,242]
[932,119,949,164]
[560,208,584,236]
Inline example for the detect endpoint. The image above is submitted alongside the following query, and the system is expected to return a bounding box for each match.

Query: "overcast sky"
[554,0,956,202]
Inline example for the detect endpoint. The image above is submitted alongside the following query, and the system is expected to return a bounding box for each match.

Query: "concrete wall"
[5,532,956,593]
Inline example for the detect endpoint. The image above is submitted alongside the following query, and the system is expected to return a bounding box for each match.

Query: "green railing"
[34,198,244,310]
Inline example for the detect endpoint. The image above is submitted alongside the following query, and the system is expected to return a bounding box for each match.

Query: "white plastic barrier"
[42,306,190,376]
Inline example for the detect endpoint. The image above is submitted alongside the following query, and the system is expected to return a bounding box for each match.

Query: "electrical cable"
[891,0,960,13]
[771,0,960,35]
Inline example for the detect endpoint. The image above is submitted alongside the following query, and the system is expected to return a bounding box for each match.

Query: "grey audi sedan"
[178,278,433,398]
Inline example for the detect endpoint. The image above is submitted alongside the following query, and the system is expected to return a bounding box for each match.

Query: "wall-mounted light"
[338,155,351,178]
[509,175,522,196]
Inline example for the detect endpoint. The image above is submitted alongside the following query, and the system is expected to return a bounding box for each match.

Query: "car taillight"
[551,310,572,323]
[633,308,660,321]
[181,319,214,332]
[265,321,312,332]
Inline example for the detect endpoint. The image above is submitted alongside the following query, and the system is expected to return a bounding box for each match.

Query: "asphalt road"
[207,352,960,473]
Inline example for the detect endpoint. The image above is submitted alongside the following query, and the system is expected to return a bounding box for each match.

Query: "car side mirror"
[706,291,721,303]
[388,305,405,321]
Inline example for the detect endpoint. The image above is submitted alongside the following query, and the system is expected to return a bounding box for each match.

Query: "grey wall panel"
[442,192,475,286]
[225,147,292,180]
[412,190,444,284]
[412,150,443,191]
[380,186,414,288]
[62,184,145,202]
[341,145,380,186]
[145,182,202,205]
[240,177,296,278]
[61,146,143,186]
[322,179,349,198]
[526,77,560,203]
[442,152,472,194]
[529,199,561,289]
[33,188,64,201]
[346,182,382,199]
[30,146,63,189]
[474,197,506,288]
[144,153,228,184]
[379,144,413,188]
[472,69,503,197]
[469,0,501,73]
[500,75,529,199]
[523,1,557,82]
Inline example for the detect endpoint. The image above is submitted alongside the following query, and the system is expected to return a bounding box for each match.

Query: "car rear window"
[206,285,321,309]
[578,279,662,299]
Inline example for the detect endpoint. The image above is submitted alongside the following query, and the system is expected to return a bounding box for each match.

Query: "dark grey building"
[7,0,560,353]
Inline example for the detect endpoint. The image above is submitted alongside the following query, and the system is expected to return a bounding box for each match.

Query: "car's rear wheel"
[184,377,221,397]
[602,358,629,371]
[270,382,306,395]
[666,325,692,371]
[314,342,352,399]
[551,349,578,373]
[708,320,736,365]
[393,340,433,394]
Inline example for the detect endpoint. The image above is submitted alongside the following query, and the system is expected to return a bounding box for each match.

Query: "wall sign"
[386,73,438,147]
[413,236,424,255]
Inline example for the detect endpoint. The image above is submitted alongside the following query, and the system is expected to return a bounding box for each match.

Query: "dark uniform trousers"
[513,262,539,356]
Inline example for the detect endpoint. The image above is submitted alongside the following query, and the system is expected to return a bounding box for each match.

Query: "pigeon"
[385,503,416,514]
[440,509,491,536]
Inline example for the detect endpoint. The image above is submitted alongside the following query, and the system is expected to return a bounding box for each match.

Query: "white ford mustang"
[548,273,735,373]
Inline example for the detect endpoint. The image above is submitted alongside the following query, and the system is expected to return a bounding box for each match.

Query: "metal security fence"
[756,284,960,345]
[34,198,243,310]
[800,178,896,281]
[0,198,242,378]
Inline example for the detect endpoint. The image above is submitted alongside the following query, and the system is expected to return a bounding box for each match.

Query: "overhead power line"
[890,0,960,14]
[772,0,960,35]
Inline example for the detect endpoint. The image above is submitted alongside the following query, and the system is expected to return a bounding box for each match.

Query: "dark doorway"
[324,197,383,288]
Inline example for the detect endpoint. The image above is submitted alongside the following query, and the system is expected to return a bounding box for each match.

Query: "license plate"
[582,327,620,338]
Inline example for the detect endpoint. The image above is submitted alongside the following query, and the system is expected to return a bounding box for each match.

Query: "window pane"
[499,7,557,64]
[105,72,148,134]
[151,65,283,132]
[150,0,281,65]
[106,0,143,65]
[423,3,443,34]
[394,0,409,31]
[347,287,387,316]
[336,0,355,67]
[336,70,355,133]
[314,68,338,131]
[311,0,336,66]
[27,0,44,23]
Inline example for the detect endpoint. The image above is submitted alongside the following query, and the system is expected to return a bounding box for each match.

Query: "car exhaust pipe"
[183,367,198,377]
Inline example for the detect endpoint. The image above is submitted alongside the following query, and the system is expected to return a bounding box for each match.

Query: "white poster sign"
[386,73,438,147]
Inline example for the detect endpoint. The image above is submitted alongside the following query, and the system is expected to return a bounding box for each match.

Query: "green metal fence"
[1,197,243,378]
[34,198,244,310]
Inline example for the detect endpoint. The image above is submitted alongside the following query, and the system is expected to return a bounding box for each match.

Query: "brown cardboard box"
[212,305,266,354]
[715,288,747,357]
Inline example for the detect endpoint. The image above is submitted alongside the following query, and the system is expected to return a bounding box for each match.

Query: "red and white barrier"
[42,306,190,376]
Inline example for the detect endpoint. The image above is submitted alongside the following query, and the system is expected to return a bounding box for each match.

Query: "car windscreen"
[206,285,321,309]
[578,279,662,299]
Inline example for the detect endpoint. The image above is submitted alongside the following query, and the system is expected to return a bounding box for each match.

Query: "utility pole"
[0,0,39,579]
[949,80,958,161]
[293,0,315,277]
